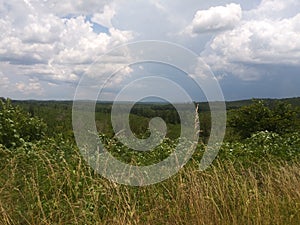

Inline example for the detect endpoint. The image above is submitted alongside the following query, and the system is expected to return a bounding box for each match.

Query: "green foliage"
[219,131,300,163]
[228,100,297,139]
[1,97,300,224]
[98,133,180,166]
[267,101,298,132]
[0,99,47,148]
[1,139,300,224]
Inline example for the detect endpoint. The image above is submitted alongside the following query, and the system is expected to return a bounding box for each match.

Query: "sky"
[0,0,300,101]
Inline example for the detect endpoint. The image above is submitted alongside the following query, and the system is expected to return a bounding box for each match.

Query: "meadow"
[0,98,300,224]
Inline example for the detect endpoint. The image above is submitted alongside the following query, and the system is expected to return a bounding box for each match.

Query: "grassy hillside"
[0,97,299,224]
[1,138,300,224]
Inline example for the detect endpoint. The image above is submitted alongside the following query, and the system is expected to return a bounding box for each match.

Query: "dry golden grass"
[0,147,300,225]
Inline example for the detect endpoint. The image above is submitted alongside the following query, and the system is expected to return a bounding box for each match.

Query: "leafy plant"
[0,99,47,148]
[228,100,297,139]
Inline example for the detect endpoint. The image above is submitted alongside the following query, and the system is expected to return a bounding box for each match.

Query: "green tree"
[267,101,297,133]
[0,99,47,148]
[228,100,297,139]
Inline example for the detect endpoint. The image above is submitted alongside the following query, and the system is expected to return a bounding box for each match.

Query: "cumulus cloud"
[201,1,300,80]
[0,0,134,98]
[185,3,242,35]
[91,4,116,28]
[246,0,300,19]
[1,0,300,99]
[16,79,44,95]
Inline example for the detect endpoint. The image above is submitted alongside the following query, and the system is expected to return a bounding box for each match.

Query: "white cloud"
[22,14,63,44]
[91,4,116,28]
[246,0,300,19]
[28,0,110,16]
[185,3,242,35]
[16,79,44,95]
[0,73,9,88]
[0,1,134,95]
[201,1,300,80]
[149,0,166,12]
[1,0,300,99]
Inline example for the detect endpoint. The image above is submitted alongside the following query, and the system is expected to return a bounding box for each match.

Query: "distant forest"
[4,96,300,143]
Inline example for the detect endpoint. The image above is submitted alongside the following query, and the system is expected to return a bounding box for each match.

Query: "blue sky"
[0,0,299,101]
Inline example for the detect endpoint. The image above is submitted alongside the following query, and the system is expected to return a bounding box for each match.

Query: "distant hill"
[225,97,300,110]
[1,96,300,112]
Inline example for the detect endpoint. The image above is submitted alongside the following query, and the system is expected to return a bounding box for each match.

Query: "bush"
[228,100,297,139]
[220,131,300,163]
[0,99,47,148]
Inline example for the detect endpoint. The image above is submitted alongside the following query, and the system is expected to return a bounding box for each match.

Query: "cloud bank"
[201,0,300,80]
[0,0,299,100]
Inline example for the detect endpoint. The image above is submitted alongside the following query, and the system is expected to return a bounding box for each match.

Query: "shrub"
[228,100,297,139]
[0,99,47,148]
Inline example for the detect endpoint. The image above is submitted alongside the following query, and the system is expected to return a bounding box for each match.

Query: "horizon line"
[2,96,300,104]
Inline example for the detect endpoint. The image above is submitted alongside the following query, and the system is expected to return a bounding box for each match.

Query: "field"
[0,98,300,224]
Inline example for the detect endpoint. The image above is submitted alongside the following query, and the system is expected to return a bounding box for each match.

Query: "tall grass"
[0,145,299,225]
